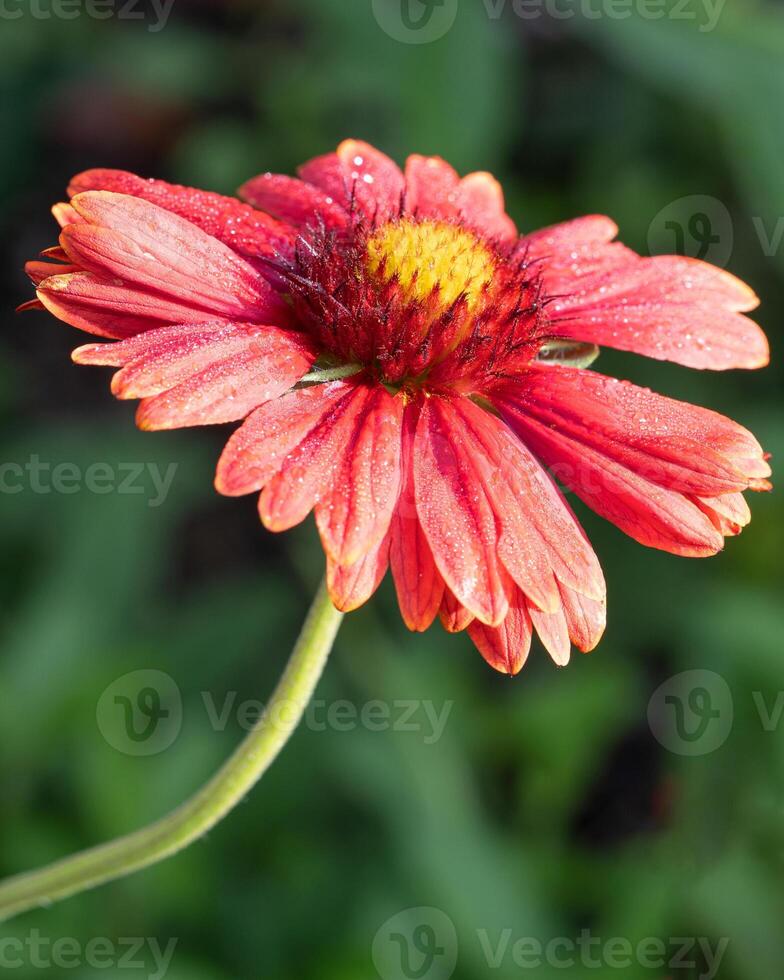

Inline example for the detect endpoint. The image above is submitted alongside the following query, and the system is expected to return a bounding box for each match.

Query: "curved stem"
[0,577,343,923]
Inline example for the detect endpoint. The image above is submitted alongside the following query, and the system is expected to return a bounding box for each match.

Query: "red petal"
[503,365,769,495]
[470,578,604,675]
[26,260,80,285]
[74,322,312,400]
[452,398,605,610]
[215,380,355,496]
[37,272,223,339]
[297,154,349,208]
[100,327,313,430]
[389,402,444,632]
[315,386,404,564]
[260,381,374,533]
[557,583,606,654]
[499,397,726,557]
[335,140,405,223]
[528,579,607,666]
[64,192,284,323]
[468,590,532,675]
[239,173,349,230]
[53,202,80,227]
[522,217,767,370]
[298,140,405,224]
[68,169,295,266]
[439,588,475,633]
[558,306,768,371]
[527,598,571,667]
[41,246,70,261]
[693,492,751,536]
[413,396,510,627]
[327,534,390,613]
[455,172,517,242]
[403,155,460,218]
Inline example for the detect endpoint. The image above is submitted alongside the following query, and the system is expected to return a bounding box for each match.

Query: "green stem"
[0,578,343,924]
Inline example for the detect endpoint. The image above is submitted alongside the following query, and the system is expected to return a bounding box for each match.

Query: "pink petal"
[556,306,768,371]
[558,583,606,653]
[335,140,406,222]
[52,202,81,227]
[26,260,80,285]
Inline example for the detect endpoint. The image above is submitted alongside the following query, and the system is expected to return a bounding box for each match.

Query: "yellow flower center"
[365,219,496,312]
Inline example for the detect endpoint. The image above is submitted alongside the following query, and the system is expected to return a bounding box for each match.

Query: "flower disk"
[365,219,496,311]
[281,215,545,392]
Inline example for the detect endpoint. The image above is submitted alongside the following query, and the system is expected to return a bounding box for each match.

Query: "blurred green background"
[1,0,783,977]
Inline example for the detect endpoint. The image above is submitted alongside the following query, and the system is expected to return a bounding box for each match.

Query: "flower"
[24,140,771,675]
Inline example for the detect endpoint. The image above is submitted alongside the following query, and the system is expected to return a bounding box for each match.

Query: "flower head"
[25,140,771,674]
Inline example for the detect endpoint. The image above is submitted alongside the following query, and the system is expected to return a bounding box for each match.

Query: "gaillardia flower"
[25,141,771,674]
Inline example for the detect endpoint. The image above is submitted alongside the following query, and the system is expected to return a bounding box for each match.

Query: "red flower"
[25,140,771,675]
